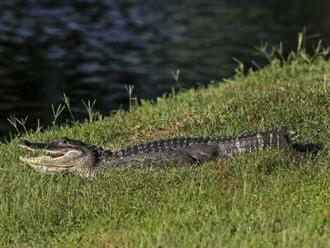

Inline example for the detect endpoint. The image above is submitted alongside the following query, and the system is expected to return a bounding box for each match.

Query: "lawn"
[0,44,329,247]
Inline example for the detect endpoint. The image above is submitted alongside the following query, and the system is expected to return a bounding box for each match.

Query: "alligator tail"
[218,128,291,157]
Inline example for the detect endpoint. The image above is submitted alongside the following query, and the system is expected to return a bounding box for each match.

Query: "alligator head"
[19,138,101,176]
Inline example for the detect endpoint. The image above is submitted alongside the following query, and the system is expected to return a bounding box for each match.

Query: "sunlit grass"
[0,37,329,247]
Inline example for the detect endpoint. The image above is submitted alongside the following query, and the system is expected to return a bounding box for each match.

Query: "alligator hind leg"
[182,144,219,164]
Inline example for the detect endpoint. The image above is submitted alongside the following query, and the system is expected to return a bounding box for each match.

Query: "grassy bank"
[0,46,329,247]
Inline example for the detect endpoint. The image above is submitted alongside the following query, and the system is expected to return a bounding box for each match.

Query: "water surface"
[1,0,330,140]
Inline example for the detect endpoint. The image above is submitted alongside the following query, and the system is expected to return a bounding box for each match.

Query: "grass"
[0,40,329,247]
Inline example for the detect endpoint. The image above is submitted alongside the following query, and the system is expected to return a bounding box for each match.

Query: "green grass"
[0,45,329,247]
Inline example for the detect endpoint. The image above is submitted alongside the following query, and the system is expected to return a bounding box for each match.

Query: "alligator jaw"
[19,156,73,174]
[19,155,76,169]
[19,140,80,170]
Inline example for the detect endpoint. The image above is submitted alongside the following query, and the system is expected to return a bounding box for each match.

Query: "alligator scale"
[20,128,295,176]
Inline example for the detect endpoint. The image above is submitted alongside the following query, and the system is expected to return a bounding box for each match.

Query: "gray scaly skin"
[19,128,292,176]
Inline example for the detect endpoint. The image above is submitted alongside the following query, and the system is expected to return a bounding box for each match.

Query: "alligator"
[19,128,307,177]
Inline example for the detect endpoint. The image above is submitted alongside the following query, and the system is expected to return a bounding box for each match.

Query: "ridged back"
[110,128,291,158]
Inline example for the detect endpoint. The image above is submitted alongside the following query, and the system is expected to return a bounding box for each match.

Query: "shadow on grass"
[291,142,324,162]
[292,142,324,154]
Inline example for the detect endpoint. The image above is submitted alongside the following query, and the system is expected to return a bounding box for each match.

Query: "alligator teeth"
[19,155,53,165]
[46,151,64,158]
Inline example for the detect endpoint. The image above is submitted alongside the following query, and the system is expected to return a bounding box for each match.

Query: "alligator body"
[20,128,292,176]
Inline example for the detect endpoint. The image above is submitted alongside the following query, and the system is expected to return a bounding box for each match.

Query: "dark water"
[1,0,330,140]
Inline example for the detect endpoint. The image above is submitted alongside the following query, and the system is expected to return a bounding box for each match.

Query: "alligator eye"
[60,138,69,144]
